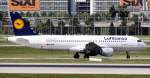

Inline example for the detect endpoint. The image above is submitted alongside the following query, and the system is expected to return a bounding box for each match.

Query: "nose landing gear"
[126,51,130,59]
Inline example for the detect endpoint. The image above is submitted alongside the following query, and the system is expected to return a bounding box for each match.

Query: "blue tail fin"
[10,12,38,36]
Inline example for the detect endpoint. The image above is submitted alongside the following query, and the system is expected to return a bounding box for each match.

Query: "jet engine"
[84,42,114,57]
[100,48,114,57]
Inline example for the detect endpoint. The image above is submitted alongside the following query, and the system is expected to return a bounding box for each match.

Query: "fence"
[0,16,150,35]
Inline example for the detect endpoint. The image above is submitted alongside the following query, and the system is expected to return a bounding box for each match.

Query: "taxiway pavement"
[0,63,149,74]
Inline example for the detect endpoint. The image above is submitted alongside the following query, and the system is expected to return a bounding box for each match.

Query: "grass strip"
[0,74,149,78]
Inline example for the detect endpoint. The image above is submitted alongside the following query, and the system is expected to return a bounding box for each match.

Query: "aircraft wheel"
[74,53,80,59]
[127,55,130,59]
[126,51,130,59]
[84,53,90,59]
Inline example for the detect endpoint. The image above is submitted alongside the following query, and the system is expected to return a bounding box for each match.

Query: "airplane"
[7,12,147,59]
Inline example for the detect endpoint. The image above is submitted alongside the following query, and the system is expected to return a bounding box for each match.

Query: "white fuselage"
[8,35,147,52]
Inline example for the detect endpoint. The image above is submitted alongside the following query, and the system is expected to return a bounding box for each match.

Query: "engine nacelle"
[100,48,114,57]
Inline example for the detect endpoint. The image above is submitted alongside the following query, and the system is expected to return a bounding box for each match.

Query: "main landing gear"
[74,52,90,59]
[84,53,90,59]
[74,52,80,59]
[126,51,130,59]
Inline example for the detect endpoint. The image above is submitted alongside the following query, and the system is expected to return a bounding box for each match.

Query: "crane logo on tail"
[14,19,24,30]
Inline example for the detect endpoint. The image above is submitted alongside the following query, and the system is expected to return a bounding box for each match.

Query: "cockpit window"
[137,40,142,42]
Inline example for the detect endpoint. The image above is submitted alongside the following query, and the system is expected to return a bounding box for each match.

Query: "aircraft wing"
[69,45,85,52]
[69,42,108,52]
[70,42,114,57]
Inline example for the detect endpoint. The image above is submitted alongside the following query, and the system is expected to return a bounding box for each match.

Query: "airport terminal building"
[0,0,119,15]
[0,0,150,14]
[0,0,150,35]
